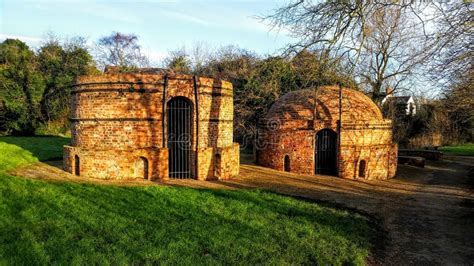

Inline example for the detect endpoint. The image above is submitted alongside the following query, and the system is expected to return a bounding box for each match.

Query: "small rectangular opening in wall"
[359,160,366,178]
[284,155,291,172]
[139,157,149,180]
[74,155,80,176]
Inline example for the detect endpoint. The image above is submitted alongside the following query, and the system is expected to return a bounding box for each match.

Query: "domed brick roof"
[266,86,382,123]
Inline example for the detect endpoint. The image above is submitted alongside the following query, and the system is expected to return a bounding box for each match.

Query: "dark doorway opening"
[358,160,366,178]
[139,157,149,180]
[167,97,193,179]
[74,155,80,176]
[315,128,338,176]
[284,155,291,172]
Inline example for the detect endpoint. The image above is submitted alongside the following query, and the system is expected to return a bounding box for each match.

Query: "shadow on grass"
[0,136,70,162]
[0,175,374,265]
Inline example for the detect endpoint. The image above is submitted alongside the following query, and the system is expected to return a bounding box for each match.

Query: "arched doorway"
[167,97,193,179]
[137,157,149,180]
[315,128,338,176]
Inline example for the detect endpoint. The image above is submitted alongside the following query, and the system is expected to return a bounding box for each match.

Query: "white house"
[381,95,416,116]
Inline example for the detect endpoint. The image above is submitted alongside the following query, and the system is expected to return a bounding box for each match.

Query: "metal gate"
[315,128,338,176]
[167,97,193,179]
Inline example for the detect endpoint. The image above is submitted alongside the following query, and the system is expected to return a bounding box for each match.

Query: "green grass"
[0,136,374,265]
[440,143,474,156]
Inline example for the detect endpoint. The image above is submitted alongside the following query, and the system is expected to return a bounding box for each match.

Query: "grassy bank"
[0,136,374,265]
[440,143,474,156]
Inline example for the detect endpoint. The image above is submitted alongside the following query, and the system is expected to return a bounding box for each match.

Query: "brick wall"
[64,73,239,180]
[257,86,397,180]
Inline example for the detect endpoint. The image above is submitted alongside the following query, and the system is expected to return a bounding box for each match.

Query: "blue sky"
[0,0,294,65]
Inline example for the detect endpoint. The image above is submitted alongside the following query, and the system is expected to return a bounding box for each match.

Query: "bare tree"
[264,1,439,100]
[353,7,438,99]
[430,1,473,86]
[190,42,212,75]
[95,32,149,70]
[431,2,473,143]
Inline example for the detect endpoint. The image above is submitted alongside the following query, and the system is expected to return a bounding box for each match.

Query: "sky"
[0,0,295,65]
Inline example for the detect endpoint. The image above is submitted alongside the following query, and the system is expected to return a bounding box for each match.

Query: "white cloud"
[0,33,43,46]
[154,8,289,36]
[159,10,212,26]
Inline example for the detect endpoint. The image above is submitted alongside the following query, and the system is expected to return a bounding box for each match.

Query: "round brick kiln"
[257,86,397,180]
[63,72,239,180]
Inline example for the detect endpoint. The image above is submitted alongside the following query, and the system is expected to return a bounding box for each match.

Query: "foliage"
[38,37,98,132]
[439,143,474,156]
[264,1,452,100]
[234,56,296,141]
[0,38,97,136]
[382,99,411,144]
[383,99,449,147]
[429,2,473,145]
[242,51,357,142]
[0,136,373,265]
[164,48,192,73]
[162,46,356,143]
[0,39,44,135]
[441,72,474,143]
[198,47,356,143]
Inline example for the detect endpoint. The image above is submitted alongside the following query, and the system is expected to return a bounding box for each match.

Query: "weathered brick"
[64,73,239,180]
[257,86,397,180]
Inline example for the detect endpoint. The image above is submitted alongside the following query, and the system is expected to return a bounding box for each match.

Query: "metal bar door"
[167,97,193,179]
[315,128,338,176]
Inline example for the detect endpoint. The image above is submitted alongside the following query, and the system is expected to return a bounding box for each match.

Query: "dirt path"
[14,157,474,265]
[170,157,474,265]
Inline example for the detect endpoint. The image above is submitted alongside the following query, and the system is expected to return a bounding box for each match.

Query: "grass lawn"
[440,143,474,156]
[0,136,374,265]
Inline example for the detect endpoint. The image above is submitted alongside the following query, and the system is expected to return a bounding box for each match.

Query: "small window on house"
[284,155,291,172]
[139,157,149,180]
[74,155,80,176]
[359,160,366,178]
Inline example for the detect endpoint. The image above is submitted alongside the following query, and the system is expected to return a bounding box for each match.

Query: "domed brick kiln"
[257,86,397,180]
[63,72,239,180]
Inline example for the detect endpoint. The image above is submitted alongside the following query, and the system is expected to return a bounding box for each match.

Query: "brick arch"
[137,156,149,180]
